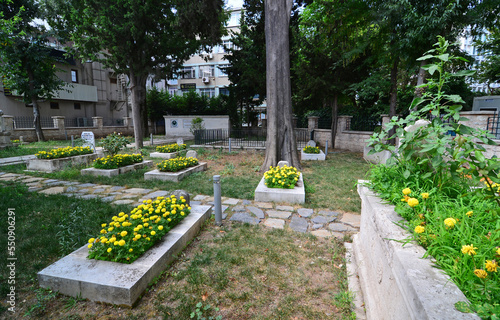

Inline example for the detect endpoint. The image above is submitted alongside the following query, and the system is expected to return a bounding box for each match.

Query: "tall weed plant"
[367,36,500,319]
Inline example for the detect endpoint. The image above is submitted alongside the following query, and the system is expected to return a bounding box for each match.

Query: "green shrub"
[99,133,130,156]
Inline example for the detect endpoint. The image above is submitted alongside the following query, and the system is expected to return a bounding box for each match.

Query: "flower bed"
[301,149,326,161]
[144,162,208,182]
[303,146,320,154]
[93,154,143,169]
[157,157,198,172]
[156,143,186,153]
[263,165,300,189]
[35,146,93,159]
[81,160,153,177]
[27,153,98,173]
[87,195,190,264]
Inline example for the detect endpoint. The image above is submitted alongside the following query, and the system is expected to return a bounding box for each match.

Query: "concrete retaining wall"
[352,182,479,320]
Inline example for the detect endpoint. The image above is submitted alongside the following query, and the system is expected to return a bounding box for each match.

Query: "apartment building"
[0,42,129,127]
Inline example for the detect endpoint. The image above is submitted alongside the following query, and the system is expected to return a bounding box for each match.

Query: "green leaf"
[474,150,486,163]
[437,54,449,61]
[452,70,475,77]
[443,95,464,103]
[454,301,474,313]
[410,97,426,109]
[403,170,411,179]
[417,54,434,61]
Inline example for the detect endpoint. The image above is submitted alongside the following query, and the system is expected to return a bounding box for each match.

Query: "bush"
[99,133,130,156]
[189,118,205,135]
[93,154,143,169]
[35,146,93,159]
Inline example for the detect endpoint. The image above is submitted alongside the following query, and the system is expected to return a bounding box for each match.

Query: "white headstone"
[306,140,316,147]
[277,160,289,168]
[176,138,184,145]
[81,131,95,151]
[186,150,197,159]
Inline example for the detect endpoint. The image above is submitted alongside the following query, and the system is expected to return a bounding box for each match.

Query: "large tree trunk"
[260,0,300,172]
[129,72,147,150]
[27,68,45,141]
[330,94,338,149]
[388,57,398,145]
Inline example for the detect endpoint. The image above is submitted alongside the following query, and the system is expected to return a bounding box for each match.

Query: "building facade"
[0,42,130,128]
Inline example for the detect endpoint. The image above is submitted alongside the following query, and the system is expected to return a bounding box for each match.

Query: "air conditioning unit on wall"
[202,77,210,84]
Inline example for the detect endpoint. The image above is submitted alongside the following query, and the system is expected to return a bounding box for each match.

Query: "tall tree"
[0,0,64,141]
[261,0,300,170]
[50,0,227,150]
[475,28,500,94]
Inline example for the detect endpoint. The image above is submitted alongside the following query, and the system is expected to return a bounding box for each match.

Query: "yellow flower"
[151,231,156,236]
[485,260,497,272]
[88,244,93,249]
[118,240,126,246]
[107,248,112,253]
[101,223,107,227]
[120,231,128,237]
[158,225,164,230]
[444,218,457,228]
[402,188,411,195]
[462,244,477,256]
[474,269,488,279]
[407,198,419,207]
[414,226,425,234]
[88,238,95,244]
[421,193,429,199]
[497,248,500,256]
[129,248,133,252]
[466,211,473,217]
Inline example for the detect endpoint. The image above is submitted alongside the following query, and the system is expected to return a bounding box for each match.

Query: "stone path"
[0,171,360,239]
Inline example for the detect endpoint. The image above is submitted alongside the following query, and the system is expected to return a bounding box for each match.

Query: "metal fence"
[346,115,380,132]
[487,115,500,139]
[103,118,125,126]
[64,117,95,128]
[194,128,310,148]
[13,116,55,129]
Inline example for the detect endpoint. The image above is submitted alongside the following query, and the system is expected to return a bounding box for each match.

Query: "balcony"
[53,83,98,102]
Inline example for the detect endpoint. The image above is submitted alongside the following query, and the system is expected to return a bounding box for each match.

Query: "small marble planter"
[27,153,98,173]
[149,151,178,159]
[144,162,207,182]
[301,150,326,161]
[81,161,154,177]
[254,173,305,204]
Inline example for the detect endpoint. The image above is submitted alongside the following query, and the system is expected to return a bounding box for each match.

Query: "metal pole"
[228,138,231,153]
[213,175,222,226]
[71,135,74,147]
[325,140,328,156]
[150,133,153,146]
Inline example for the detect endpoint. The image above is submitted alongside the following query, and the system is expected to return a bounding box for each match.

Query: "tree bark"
[129,72,147,150]
[27,68,45,142]
[260,0,300,172]
[413,59,427,109]
[388,57,398,145]
[330,94,338,149]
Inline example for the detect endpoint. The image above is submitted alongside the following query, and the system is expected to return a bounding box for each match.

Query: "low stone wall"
[9,126,136,142]
[352,182,479,320]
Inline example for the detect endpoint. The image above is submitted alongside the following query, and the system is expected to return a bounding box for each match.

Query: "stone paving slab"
[123,187,150,194]
[231,205,246,212]
[223,198,239,205]
[247,206,265,219]
[193,195,208,201]
[340,213,361,228]
[276,205,294,211]
[266,210,292,219]
[39,187,65,195]
[297,208,313,218]
[289,216,308,233]
[112,199,135,205]
[253,202,273,209]
[311,230,333,238]
[263,218,285,229]
[230,212,260,225]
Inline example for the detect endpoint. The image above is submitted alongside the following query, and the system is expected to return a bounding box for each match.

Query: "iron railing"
[13,116,55,129]
[487,116,500,139]
[194,128,310,148]
[65,117,95,128]
[346,115,380,132]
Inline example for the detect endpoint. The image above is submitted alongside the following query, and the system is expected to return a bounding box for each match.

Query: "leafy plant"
[99,133,130,156]
[263,165,300,189]
[303,146,320,154]
[93,154,143,169]
[190,302,222,320]
[157,157,199,172]
[190,117,205,135]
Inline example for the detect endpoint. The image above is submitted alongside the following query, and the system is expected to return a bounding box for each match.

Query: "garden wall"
[313,115,373,153]
[163,115,230,139]
[352,182,479,320]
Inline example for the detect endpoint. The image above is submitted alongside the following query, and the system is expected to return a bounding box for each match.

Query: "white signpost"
[81,131,95,151]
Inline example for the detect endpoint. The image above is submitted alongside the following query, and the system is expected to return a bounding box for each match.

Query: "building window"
[219,88,230,96]
[221,40,232,53]
[71,70,78,83]
[180,67,196,79]
[199,88,215,99]
[74,103,81,110]
[110,77,117,84]
[218,64,230,77]
[199,65,215,78]
[50,102,59,109]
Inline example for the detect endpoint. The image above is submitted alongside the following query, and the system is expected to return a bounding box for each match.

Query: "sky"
[226,0,244,8]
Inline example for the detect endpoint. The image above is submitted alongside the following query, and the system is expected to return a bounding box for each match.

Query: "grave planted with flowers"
[301,145,326,161]
[28,146,97,172]
[255,162,305,203]
[362,37,500,319]
[87,195,190,263]
[81,153,153,177]
[150,143,187,159]
[145,155,207,182]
